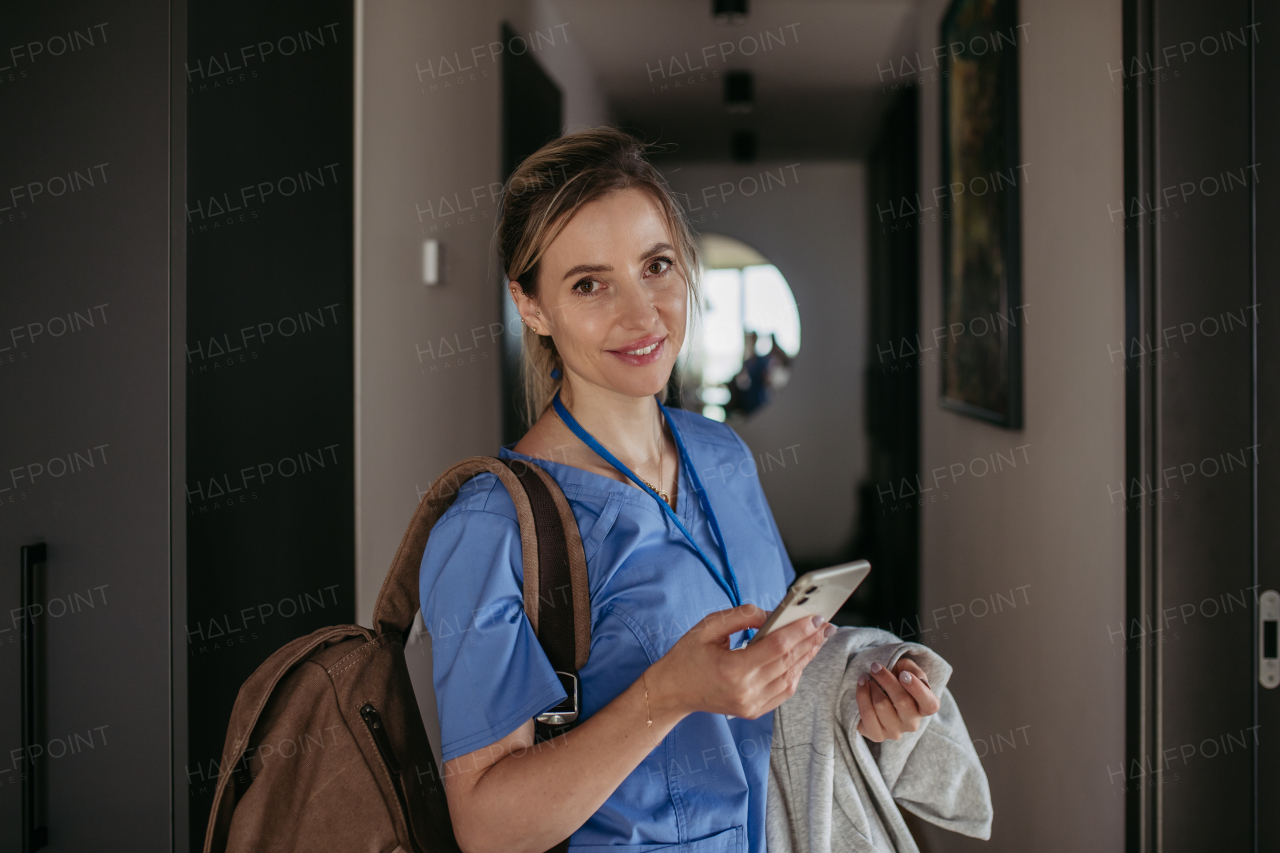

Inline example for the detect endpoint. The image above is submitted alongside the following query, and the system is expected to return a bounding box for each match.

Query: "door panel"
[1257,3,1280,849]
[499,24,562,444]
[0,2,173,849]
[183,1,355,847]
[861,88,921,629]
[1155,4,1254,849]
[1125,0,1272,849]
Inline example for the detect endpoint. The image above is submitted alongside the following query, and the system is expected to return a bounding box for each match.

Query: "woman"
[419,127,937,853]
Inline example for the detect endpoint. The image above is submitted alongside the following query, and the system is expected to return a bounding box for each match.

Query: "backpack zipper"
[360,703,417,848]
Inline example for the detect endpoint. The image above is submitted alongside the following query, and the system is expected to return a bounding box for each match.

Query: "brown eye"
[647,258,671,276]
[573,279,600,294]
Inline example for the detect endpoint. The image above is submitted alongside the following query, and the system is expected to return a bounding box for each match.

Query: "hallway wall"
[521,0,609,131]
[355,0,607,624]
[662,161,868,563]
[911,0,1126,850]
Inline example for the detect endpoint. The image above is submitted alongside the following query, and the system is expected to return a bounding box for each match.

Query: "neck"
[559,373,665,467]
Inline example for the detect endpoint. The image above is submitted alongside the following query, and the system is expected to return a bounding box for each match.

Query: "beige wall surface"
[519,0,610,130]
[662,161,868,563]
[355,0,607,625]
[912,0,1126,850]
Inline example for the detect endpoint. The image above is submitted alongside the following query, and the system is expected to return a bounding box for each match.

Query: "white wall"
[355,0,608,625]
[913,1,1126,850]
[663,161,868,563]
[518,0,610,130]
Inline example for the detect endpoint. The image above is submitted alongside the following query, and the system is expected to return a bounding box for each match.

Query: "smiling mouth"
[608,335,667,364]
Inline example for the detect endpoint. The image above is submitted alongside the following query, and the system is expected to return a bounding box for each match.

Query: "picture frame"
[939,0,1024,428]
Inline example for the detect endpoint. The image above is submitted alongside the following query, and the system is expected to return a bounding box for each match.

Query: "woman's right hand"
[443,604,830,853]
[646,604,834,721]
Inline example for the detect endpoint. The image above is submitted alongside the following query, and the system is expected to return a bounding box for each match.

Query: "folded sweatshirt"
[767,628,993,853]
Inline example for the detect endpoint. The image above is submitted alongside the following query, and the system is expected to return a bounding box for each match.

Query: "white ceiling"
[547,0,918,159]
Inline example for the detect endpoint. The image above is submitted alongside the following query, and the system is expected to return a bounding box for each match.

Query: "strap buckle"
[536,671,579,726]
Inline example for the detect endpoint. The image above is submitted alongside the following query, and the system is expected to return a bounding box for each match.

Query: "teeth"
[625,342,659,356]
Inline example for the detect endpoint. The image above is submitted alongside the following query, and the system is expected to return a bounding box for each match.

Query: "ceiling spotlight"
[731,130,758,163]
[725,71,753,113]
[713,0,749,24]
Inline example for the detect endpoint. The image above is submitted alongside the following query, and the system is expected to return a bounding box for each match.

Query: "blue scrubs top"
[419,408,795,853]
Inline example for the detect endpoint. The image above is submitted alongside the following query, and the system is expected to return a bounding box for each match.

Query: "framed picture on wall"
[939,0,1024,428]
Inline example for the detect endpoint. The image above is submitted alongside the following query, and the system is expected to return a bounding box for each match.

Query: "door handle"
[20,542,48,851]
[1262,589,1279,689]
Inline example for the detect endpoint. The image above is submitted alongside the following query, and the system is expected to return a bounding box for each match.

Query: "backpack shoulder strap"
[371,456,590,673]
[502,460,589,853]
[505,460,591,672]
[371,457,538,636]
[203,624,373,853]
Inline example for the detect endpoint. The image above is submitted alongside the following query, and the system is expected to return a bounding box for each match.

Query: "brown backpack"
[202,457,592,853]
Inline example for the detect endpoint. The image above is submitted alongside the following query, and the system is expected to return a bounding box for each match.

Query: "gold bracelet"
[641,670,655,745]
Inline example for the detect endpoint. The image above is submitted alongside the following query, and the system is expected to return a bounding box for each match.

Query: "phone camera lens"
[795,596,810,605]
[805,586,818,594]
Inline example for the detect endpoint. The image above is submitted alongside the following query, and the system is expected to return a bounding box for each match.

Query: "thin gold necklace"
[640,428,672,507]
[557,396,673,507]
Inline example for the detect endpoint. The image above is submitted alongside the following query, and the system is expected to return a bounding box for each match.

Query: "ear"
[508,280,549,336]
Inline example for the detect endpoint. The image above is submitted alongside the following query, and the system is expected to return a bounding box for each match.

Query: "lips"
[608,335,666,366]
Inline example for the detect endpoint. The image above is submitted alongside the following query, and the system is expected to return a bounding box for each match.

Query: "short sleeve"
[419,477,567,762]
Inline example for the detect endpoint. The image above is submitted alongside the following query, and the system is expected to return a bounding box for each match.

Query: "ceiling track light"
[724,71,753,113]
[713,0,749,24]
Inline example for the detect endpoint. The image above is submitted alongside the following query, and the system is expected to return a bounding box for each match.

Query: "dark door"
[859,88,922,631]
[499,22,562,444]
[1257,1,1280,847]
[183,1,354,848]
[0,2,173,849]
[1124,0,1277,849]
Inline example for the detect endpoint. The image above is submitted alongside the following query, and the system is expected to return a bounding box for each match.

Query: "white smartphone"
[749,560,871,644]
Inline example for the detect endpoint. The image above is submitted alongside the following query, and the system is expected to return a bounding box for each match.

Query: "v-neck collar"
[497,443,692,522]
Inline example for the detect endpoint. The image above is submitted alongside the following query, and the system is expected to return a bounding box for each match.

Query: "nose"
[615,276,659,331]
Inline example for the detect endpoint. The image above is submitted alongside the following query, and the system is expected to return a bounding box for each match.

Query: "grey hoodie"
[767,628,993,853]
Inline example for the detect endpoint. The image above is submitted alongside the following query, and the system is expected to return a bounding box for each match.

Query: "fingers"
[856,656,946,743]
[745,614,824,668]
[896,667,941,716]
[698,604,767,643]
[891,657,928,685]
[692,607,833,718]
[886,657,941,716]
[868,679,907,738]
[869,662,918,723]
[756,618,828,682]
[758,626,827,700]
[855,674,886,741]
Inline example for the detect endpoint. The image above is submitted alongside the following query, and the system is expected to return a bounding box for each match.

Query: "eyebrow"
[560,242,676,281]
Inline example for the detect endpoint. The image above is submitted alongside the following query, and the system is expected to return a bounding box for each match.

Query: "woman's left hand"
[855,657,941,742]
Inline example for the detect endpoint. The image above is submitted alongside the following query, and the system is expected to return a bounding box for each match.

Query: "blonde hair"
[496,127,701,428]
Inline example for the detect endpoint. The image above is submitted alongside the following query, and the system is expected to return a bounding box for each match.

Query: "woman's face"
[518,188,688,401]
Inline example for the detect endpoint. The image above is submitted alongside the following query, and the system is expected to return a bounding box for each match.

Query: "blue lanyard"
[551,392,751,629]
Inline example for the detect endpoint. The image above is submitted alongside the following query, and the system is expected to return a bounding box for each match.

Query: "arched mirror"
[682,233,801,421]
